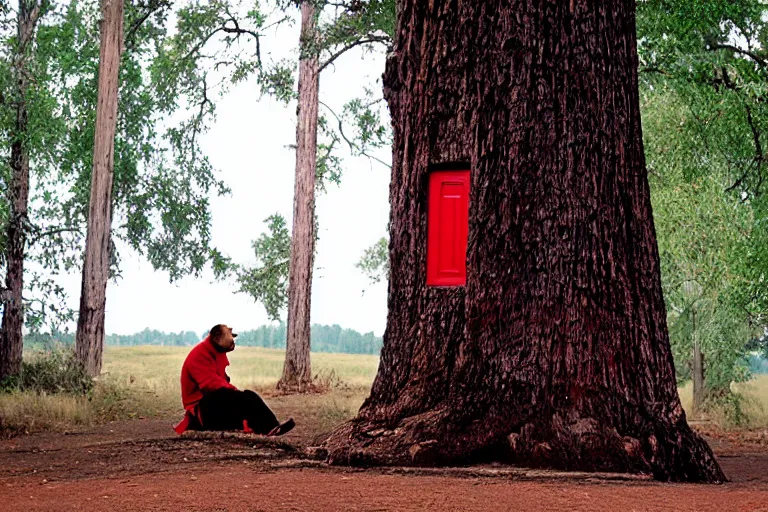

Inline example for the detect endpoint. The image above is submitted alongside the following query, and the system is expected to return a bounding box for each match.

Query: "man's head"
[209,324,237,352]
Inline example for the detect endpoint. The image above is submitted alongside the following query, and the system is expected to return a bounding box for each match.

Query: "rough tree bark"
[75,0,124,377]
[278,0,319,393]
[322,0,726,483]
[0,1,42,382]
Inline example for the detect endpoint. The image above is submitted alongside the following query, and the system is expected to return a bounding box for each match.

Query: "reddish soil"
[1,418,767,511]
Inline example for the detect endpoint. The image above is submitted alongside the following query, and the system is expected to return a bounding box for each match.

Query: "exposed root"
[321,409,727,483]
[180,430,298,453]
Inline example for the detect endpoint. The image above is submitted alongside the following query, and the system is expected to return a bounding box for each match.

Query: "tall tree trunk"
[75,0,124,377]
[323,0,725,483]
[0,1,41,382]
[692,309,705,416]
[277,0,319,393]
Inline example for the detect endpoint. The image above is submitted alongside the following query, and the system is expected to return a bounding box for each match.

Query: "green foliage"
[0,0,394,333]
[24,328,200,348]
[0,1,66,330]
[313,1,394,189]
[316,114,344,191]
[319,0,395,55]
[105,328,200,347]
[634,2,768,418]
[356,236,387,285]
[641,75,762,398]
[255,59,296,103]
[0,0,236,330]
[153,0,292,109]
[235,214,291,321]
[321,84,391,170]
[637,1,768,201]
[11,345,93,395]
[341,87,390,153]
[705,388,756,427]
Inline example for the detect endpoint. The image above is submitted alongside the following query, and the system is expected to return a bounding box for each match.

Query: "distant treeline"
[24,323,383,355]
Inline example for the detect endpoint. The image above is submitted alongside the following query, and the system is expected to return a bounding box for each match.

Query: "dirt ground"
[1,411,768,511]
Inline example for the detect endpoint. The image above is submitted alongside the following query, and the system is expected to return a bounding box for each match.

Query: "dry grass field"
[0,346,378,436]
[1,345,766,436]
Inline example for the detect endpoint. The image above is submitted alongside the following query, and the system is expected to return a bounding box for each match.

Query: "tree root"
[321,408,727,483]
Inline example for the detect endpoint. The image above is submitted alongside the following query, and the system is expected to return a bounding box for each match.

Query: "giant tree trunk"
[75,0,124,377]
[277,0,319,393]
[0,2,41,382]
[323,0,725,483]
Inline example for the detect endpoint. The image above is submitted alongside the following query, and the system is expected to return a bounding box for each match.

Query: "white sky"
[51,9,392,338]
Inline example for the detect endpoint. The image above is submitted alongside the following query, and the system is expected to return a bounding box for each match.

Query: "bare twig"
[319,35,391,73]
[188,74,212,165]
[319,100,391,169]
[28,226,81,245]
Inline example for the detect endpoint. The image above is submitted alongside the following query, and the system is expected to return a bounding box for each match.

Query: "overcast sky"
[52,9,392,338]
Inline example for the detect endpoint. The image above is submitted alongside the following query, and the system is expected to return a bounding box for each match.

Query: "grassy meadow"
[102,345,380,398]
[0,346,380,437]
[1,345,767,437]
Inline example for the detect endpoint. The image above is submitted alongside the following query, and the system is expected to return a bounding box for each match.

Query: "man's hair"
[209,324,226,342]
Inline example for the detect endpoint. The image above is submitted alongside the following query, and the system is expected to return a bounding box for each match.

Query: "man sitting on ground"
[174,324,295,436]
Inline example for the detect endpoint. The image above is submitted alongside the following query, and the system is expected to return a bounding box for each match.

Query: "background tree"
[637,0,768,418]
[324,0,725,482]
[0,0,48,381]
[75,0,125,376]
[279,0,321,392]
[642,87,761,418]
[275,0,392,391]
[0,0,239,376]
[15,0,233,374]
[185,0,393,390]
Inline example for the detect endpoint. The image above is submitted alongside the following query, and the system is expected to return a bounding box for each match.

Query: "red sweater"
[174,336,237,433]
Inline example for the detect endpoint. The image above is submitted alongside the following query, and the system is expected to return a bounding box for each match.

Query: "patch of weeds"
[704,388,761,428]
[89,378,132,420]
[0,346,170,436]
[311,368,350,393]
[317,397,357,426]
[19,345,93,395]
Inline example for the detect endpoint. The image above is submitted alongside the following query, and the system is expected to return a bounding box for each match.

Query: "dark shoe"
[267,418,295,436]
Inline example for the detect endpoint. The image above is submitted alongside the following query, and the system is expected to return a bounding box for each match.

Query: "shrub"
[704,387,760,428]
[17,345,93,395]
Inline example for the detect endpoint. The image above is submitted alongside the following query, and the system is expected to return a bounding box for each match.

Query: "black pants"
[197,388,279,434]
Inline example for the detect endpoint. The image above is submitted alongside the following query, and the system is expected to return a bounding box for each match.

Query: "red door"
[427,170,470,287]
